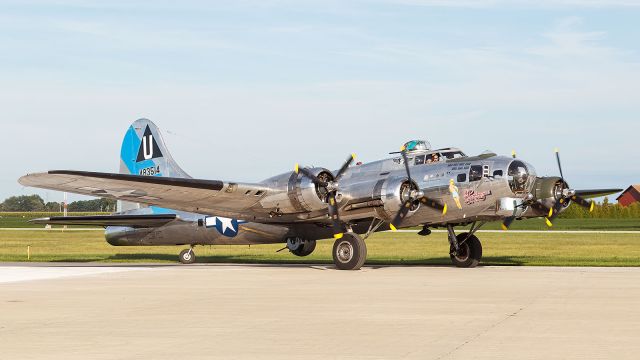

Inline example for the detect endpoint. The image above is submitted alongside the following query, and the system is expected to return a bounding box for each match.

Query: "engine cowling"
[293,167,334,212]
[377,177,418,220]
[530,176,571,215]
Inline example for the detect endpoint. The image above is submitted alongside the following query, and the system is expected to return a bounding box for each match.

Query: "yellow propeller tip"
[389,224,397,231]
[554,147,559,153]
[545,218,553,227]
[442,204,448,216]
[501,224,508,231]
[590,202,595,212]
[548,208,553,218]
[351,153,356,160]
[333,233,344,239]
[294,163,299,173]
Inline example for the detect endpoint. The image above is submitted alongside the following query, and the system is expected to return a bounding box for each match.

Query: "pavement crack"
[435,306,526,360]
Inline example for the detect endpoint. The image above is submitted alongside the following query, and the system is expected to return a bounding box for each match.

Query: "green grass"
[0,212,108,228]
[3,212,638,230]
[1,230,639,266]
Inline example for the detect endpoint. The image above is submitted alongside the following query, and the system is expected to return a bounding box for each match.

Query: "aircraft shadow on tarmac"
[13,254,526,268]
[94,253,527,267]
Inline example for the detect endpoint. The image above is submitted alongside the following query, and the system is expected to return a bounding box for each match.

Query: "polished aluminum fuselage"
[108,149,538,245]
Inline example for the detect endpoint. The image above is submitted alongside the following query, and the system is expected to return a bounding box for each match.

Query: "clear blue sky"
[1,0,639,202]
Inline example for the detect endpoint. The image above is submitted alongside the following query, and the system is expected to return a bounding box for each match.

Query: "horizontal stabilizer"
[30,214,178,228]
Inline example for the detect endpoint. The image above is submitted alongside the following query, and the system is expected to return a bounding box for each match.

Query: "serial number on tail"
[139,166,161,176]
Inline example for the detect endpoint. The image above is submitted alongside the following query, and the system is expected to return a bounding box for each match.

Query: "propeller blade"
[554,148,565,180]
[400,148,413,185]
[296,166,328,187]
[335,153,356,180]
[545,200,565,227]
[419,197,446,214]
[571,195,595,212]
[327,193,345,238]
[390,199,413,231]
[501,216,516,231]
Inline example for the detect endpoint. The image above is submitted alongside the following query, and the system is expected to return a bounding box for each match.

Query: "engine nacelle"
[378,177,418,220]
[294,167,334,212]
[529,176,570,216]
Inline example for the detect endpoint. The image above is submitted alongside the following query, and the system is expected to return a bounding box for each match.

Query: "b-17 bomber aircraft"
[19,119,621,270]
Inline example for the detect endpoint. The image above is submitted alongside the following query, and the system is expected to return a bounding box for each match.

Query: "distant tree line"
[0,195,117,212]
[0,194,637,218]
[560,197,640,219]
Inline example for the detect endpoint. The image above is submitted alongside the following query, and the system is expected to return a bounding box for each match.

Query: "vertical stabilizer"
[119,118,190,211]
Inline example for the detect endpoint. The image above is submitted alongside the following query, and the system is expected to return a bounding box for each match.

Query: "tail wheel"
[179,248,196,264]
[332,233,367,270]
[450,232,482,268]
[291,239,317,257]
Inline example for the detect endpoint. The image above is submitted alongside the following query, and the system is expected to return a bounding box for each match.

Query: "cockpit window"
[414,155,425,166]
[426,153,441,164]
[441,151,466,159]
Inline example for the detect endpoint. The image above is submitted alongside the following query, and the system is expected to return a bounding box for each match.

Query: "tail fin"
[119,118,190,211]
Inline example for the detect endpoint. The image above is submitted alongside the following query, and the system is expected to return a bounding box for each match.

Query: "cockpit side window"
[469,165,483,182]
[414,155,425,166]
[441,151,466,159]
[426,153,441,164]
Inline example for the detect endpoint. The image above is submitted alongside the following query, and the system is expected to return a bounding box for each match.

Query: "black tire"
[332,233,367,270]
[291,240,316,257]
[179,248,196,264]
[450,233,482,268]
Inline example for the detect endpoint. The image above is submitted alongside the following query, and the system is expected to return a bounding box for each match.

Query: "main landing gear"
[332,233,367,270]
[179,247,196,264]
[286,237,317,257]
[446,223,483,268]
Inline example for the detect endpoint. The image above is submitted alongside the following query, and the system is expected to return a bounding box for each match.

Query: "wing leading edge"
[19,170,275,221]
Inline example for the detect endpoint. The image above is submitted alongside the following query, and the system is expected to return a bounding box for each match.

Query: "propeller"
[295,154,356,239]
[389,147,447,231]
[543,148,595,227]
[501,149,611,230]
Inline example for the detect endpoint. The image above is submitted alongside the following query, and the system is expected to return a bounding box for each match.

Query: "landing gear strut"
[179,247,196,264]
[332,233,367,270]
[447,224,483,268]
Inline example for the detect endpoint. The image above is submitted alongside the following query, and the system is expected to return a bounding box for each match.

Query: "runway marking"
[0,228,103,231]
[0,266,147,284]
[0,228,638,235]
[393,230,640,234]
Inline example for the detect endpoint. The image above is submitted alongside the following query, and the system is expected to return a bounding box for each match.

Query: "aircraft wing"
[30,214,178,227]
[19,170,276,221]
[574,189,623,199]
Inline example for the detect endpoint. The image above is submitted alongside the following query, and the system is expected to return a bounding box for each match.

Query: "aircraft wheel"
[332,233,367,270]
[179,248,196,264]
[450,233,482,268]
[291,239,316,257]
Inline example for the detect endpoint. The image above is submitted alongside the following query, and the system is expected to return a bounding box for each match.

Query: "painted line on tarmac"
[393,230,640,234]
[0,228,103,231]
[0,266,148,284]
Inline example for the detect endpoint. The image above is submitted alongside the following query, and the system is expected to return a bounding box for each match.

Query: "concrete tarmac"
[1,264,639,359]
